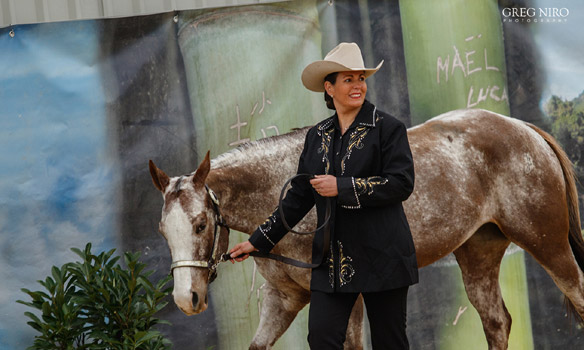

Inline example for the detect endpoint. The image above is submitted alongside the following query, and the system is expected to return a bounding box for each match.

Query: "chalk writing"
[467,85,508,108]
[260,126,279,138]
[436,34,508,109]
[228,91,279,147]
[453,306,468,326]
[250,91,272,116]
[229,105,251,147]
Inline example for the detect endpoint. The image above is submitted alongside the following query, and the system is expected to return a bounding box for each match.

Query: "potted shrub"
[17,243,173,350]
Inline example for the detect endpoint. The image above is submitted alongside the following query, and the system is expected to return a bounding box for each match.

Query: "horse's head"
[149,152,228,315]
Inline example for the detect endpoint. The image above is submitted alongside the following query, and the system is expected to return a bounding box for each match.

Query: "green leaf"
[51,266,63,285]
[24,311,42,324]
[26,320,44,333]
[157,319,172,326]
[16,299,36,308]
[70,247,84,259]
[134,330,161,345]
[41,301,52,315]
[156,275,172,290]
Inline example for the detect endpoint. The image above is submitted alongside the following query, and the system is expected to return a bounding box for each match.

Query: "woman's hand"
[228,241,257,263]
[310,175,338,197]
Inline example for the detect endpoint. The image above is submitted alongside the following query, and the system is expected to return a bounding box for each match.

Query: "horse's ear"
[193,151,211,189]
[149,160,170,192]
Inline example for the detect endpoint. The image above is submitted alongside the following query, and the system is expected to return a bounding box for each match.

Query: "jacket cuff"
[337,176,361,209]
[249,228,276,253]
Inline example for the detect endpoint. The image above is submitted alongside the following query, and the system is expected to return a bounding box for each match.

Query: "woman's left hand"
[228,241,257,263]
[310,175,338,197]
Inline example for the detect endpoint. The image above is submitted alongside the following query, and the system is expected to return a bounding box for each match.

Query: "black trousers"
[308,287,409,350]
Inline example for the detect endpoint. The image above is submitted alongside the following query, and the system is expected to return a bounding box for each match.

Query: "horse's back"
[409,108,562,188]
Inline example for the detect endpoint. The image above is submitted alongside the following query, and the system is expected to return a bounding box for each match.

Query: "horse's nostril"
[192,292,199,307]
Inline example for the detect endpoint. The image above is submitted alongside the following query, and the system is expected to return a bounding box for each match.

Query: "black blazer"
[249,101,418,293]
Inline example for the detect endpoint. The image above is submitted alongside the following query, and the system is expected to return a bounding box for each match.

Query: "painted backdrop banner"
[1,0,583,349]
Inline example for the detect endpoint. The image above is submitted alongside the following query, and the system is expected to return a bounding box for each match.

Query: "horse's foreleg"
[249,282,310,350]
[454,224,512,350]
[344,294,364,350]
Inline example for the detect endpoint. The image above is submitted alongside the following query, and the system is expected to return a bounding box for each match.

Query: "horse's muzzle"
[173,288,208,315]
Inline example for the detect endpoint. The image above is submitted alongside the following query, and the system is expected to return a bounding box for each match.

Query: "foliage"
[17,243,173,350]
[544,93,584,180]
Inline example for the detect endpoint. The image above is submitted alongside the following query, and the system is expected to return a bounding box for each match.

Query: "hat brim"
[301,60,384,92]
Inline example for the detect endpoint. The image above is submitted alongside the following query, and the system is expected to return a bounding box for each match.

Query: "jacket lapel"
[316,101,380,176]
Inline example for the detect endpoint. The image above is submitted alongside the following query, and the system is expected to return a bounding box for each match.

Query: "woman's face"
[326,71,367,112]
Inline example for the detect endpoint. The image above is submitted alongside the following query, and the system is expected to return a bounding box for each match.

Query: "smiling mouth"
[350,93,362,98]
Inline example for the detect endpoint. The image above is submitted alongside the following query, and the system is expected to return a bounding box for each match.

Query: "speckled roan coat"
[150,109,584,350]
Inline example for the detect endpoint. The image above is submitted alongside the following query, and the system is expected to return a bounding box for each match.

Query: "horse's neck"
[205,168,266,234]
[206,133,305,234]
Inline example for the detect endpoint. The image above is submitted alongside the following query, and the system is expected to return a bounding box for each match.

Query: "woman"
[229,42,418,349]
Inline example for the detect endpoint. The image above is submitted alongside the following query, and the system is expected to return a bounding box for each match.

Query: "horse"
[149,108,584,350]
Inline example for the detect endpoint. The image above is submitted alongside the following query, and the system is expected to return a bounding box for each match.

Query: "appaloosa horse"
[149,109,584,350]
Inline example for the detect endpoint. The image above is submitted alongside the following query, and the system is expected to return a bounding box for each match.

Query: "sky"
[0,21,117,349]
[533,0,584,101]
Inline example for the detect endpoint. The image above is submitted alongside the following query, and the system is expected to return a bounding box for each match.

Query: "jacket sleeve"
[336,120,415,209]
[248,130,316,253]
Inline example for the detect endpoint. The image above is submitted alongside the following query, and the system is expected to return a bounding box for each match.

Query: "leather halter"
[169,184,230,283]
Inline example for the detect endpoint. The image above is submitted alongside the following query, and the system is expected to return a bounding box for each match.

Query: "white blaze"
[162,200,194,262]
[161,200,197,313]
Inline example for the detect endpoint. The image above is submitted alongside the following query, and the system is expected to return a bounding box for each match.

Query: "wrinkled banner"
[1,0,583,349]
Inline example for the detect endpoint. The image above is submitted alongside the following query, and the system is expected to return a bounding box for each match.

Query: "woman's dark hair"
[323,72,338,110]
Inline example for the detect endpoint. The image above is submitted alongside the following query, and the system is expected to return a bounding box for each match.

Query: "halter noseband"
[169,184,230,282]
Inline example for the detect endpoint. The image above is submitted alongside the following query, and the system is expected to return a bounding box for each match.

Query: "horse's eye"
[196,224,206,234]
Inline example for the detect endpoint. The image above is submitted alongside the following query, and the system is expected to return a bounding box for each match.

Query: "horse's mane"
[210,126,310,170]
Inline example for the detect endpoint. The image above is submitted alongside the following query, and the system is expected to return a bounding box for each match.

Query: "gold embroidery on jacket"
[338,241,355,287]
[258,212,277,246]
[259,212,277,231]
[341,126,369,175]
[328,242,334,288]
[317,124,334,175]
[355,176,389,196]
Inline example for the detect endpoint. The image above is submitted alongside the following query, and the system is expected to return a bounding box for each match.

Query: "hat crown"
[301,42,383,92]
[324,42,365,70]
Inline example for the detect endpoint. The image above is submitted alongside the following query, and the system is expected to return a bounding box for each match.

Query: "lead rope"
[221,174,332,268]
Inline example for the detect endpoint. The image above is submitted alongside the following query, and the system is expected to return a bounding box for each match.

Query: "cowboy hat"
[301,42,384,92]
